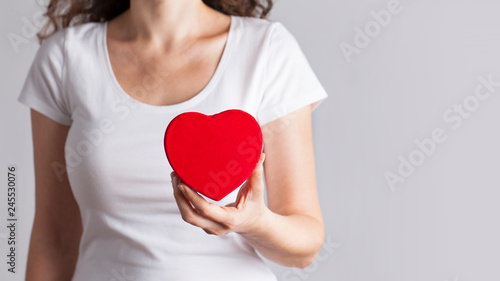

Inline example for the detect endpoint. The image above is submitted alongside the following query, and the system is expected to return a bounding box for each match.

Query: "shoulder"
[232,16,299,53]
[235,15,291,37]
[41,21,101,47]
[36,27,66,59]
[64,21,103,48]
[38,21,102,57]
[34,21,102,70]
[234,16,273,33]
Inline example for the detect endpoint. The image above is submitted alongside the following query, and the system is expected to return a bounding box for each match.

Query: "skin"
[105,1,232,105]
[171,104,325,268]
[26,110,81,280]
[26,0,324,278]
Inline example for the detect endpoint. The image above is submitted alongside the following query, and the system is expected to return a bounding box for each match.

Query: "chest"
[106,39,226,106]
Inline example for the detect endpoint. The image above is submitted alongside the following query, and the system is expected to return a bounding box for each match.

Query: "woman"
[18,0,328,280]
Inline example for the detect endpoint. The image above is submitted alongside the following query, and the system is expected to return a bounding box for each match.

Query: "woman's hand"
[169,106,324,269]
[170,152,269,236]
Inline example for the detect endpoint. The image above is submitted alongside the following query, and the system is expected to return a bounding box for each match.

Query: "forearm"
[171,155,325,268]
[26,239,79,281]
[239,209,325,268]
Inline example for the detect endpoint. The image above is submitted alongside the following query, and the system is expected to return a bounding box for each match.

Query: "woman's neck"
[119,0,223,49]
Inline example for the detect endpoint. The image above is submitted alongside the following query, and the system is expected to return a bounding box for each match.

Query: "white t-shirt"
[18,15,328,281]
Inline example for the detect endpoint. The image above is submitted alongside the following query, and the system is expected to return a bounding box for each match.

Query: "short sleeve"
[17,28,72,126]
[256,22,328,126]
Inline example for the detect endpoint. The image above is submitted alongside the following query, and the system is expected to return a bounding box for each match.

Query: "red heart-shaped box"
[164,109,263,201]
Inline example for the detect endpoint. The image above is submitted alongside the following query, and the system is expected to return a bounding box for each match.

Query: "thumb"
[235,152,266,207]
[247,152,266,197]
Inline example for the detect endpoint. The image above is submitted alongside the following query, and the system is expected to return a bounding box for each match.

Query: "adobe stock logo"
[385,74,500,191]
[339,0,407,63]
[202,135,263,200]
[281,235,341,281]
[7,10,45,53]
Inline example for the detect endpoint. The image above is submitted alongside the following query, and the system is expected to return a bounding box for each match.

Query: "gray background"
[2,0,500,280]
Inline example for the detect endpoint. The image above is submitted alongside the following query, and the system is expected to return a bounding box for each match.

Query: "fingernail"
[178,184,186,193]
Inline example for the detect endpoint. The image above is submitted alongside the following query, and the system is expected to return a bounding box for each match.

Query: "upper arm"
[30,108,82,248]
[261,104,323,225]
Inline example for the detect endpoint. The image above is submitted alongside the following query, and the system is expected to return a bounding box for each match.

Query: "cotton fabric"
[18,15,328,281]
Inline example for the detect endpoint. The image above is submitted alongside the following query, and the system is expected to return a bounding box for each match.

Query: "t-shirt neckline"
[101,15,236,113]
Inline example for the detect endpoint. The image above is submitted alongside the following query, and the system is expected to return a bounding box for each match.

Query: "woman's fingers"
[178,182,234,225]
[170,154,267,234]
[249,152,266,194]
[236,152,266,208]
[171,172,228,235]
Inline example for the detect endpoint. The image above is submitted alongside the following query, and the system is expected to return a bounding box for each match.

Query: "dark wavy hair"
[36,0,273,44]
